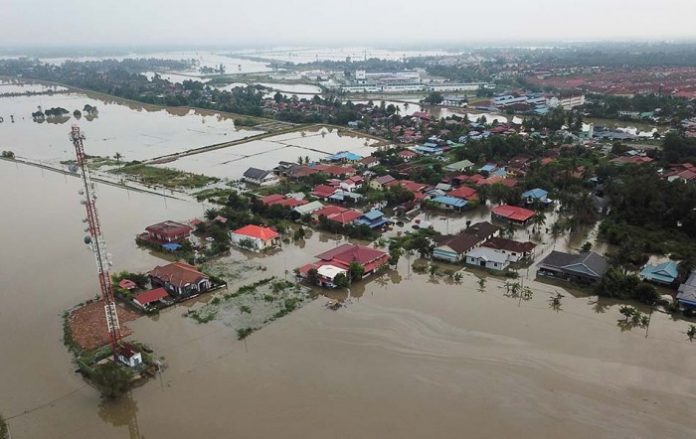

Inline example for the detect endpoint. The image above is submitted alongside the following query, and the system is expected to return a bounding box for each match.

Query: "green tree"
[306,268,319,285]
[114,152,123,164]
[348,261,365,281]
[333,273,349,288]
[91,361,134,399]
[0,413,8,439]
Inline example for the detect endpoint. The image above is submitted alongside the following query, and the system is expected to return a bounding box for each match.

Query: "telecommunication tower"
[70,125,121,360]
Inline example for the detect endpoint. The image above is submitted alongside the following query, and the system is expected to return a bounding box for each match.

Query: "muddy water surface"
[2,160,696,438]
[0,92,261,163]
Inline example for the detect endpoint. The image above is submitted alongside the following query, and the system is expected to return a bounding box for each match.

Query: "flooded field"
[0,79,67,95]
[157,126,381,179]
[2,160,696,438]
[0,92,262,163]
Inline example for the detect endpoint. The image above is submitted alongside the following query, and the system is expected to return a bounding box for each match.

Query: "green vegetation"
[0,150,14,159]
[0,413,8,439]
[91,361,134,399]
[595,268,660,305]
[113,163,219,189]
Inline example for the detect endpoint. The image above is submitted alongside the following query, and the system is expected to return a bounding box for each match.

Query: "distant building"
[521,188,550,205]
[133,287,170,310]
[242,167,279,186]
[116,343,143,368]
[481,237,536,263]
[444,159,474,172]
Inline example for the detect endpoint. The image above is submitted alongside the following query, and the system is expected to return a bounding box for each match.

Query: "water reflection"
[98,393,143,439]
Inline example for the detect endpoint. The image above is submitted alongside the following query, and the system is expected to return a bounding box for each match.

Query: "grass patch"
[112,163,219,189]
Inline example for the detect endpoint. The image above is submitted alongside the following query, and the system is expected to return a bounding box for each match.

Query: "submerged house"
[431,195,468,211]
[537,251,608,283]
[116,343,143,368]
[230,224,280,251]
[491,205,536,226]
[677,271,696,309]
[432,222,499,263]
[133,287,170,310]
[144,220,192,243]
[297,244,389,287]
[149,262,211,297]
[465,247,510,271]
[521,188,550,205]
[242,167,279,186]
[640,261,679,286]
[481,237,537,262]
[354,209,391,229]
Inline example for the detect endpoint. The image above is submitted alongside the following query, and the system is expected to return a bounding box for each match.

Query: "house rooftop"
[232,224,279,241]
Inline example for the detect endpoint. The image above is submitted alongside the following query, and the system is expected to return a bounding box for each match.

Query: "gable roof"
[232,224,279,241]
[449,186,478,200]
[145,220,192,236]
[483,237,536,253]
[316,243,387,265]
[539,251,608,278]
[432,195,468,208]
[149,262,208,288]
[492,205,535,222]
[243,167,271,180]
[133,287,169,305]
[374,175,396,185]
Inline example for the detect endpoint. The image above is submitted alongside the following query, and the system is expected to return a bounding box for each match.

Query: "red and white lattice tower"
[70,125,121,359]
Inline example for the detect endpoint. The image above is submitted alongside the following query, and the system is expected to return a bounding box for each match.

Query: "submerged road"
[143,123,391,165]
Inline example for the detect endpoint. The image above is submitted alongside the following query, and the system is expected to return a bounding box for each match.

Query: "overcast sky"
[2,0,695,48]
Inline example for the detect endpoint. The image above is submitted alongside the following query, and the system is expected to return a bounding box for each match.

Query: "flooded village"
[1,42,696,439]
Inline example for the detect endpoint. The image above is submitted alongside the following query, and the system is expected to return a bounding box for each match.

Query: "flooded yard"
[155,126,382,179]
[0,92,262,163]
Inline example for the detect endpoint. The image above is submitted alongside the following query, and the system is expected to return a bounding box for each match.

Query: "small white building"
[465,247,510,271]
[117,344,143,368]
[230,225,280,251]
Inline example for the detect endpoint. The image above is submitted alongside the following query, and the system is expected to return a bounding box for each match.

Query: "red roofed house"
[312,163,356,177]
[399,150,417,161]
[149,262,211,297]
[398,180,429,193]
[145,220,193,243]
[133,287,170,309]
[260,194,308,208]
[491,205,536,226]
[118,279,137,290]
[449,186,478,201]
[313,205,362,226]
[312,184,338,199]
[230,224,280,251]
[297,243,389,287]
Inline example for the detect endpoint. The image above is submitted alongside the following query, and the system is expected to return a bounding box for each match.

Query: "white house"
[465,247,510,271]
[230,225,280,251]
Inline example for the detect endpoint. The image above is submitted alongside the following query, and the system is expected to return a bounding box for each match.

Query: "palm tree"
[114,152,123,164]
[532,211,547,233]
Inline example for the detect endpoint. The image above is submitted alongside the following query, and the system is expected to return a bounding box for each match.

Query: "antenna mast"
[70,125,121,360]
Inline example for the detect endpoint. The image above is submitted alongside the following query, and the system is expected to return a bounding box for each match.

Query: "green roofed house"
[444,159,474,172]
[639,261,679,286]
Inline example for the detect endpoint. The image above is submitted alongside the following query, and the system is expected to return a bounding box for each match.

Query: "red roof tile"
[232,224,279,241]
[492,205,535,222]
[133,287,168,305]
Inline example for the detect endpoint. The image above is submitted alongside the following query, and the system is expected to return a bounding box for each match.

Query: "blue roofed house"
[677,271,696,309]
[328,151,363,162]
[354,209,391,229]
[522,188,550,205]
[640,261,679,286]
[491,167,508,177]
[479,163,497,174]
[431,195,468,211]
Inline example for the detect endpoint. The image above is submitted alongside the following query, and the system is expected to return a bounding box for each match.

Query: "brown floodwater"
[2,160,696,439]
[0,91,261,164]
